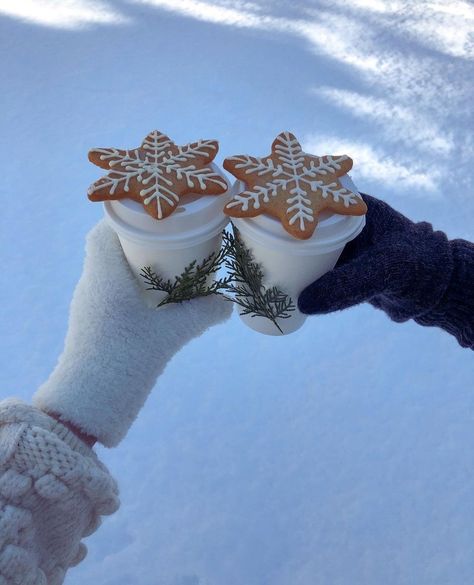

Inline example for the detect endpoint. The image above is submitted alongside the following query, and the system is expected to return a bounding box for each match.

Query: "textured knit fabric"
[0,398,120,585]
[298,193,474,349]
[32,220,233,447]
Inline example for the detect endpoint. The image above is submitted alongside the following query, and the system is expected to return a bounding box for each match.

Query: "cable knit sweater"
[0,398,120,585]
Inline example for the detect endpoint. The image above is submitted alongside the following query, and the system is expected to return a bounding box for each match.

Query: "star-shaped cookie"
[87,130,228,220]
[223,131,367,240]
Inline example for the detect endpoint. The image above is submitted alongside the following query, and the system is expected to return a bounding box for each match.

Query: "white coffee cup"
[229,174,366,336]
[103,165,232,307]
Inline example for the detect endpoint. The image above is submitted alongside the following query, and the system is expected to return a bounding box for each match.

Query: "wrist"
[47,410,97,448]
[370,223,454,323]
[392,223,453,316]
[414,238,474,349]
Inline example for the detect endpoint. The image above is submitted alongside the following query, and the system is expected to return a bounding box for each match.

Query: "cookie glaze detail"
[223,131,367,240]
[88,130,228,220]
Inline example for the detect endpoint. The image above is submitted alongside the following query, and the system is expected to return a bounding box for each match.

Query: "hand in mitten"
[33,219,233,447]
[0,399,119,585]
[298,193,473,348]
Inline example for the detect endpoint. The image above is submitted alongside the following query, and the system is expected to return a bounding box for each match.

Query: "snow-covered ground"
[0,1,473,584]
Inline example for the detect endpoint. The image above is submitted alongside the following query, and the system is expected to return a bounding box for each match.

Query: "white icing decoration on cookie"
[225,131,362,232]
[88,130,227,219]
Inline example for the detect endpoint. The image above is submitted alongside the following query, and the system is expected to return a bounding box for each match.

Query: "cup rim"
[231,214,366,255]
[104,200,231,249]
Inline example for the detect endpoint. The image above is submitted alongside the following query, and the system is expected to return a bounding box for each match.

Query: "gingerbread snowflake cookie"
[87,130,228,220]
[223,131,367,240]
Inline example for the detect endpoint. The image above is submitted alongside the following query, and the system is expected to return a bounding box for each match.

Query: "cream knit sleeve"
[0,398,120,585]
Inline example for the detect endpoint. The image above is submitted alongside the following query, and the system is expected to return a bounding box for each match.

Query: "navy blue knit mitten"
[298,194,474,349]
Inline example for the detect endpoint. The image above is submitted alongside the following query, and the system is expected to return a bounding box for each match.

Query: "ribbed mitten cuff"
[415,238,474,349]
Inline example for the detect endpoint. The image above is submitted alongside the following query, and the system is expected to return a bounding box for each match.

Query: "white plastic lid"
[231,174,366,254]
[103,163,232,245]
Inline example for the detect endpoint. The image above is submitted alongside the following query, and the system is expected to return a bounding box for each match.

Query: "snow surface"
[0,1,473,584]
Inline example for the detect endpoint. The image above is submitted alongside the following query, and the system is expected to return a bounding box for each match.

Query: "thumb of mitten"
[298,247,389,314]
[79,219,144,307]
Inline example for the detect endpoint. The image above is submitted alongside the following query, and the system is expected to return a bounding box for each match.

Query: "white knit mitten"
[32,219,233,447]
[0,398,120,585]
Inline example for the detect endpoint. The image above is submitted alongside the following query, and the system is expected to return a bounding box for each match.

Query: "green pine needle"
[140,242,232,308]
[140,225,295,335]
[222,225,295,333]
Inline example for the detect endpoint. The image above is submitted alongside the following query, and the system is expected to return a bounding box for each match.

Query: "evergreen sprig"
[140,226,296,333]
[140,243,232,308]
[222,225,295,333]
